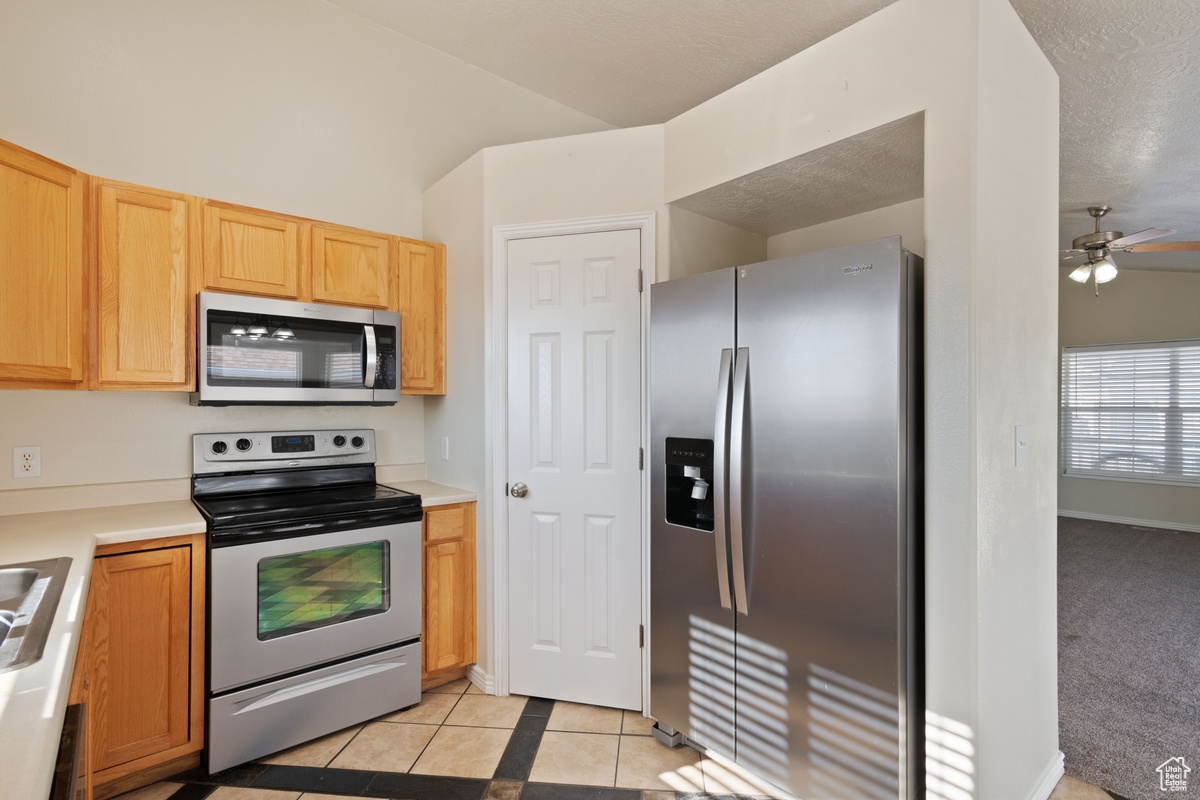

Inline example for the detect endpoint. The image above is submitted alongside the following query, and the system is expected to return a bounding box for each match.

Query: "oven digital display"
[257,541,390,640]
[271,435,315,453]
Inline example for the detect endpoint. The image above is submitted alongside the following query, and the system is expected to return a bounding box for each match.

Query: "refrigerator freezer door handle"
[730,346,750,615]
[713,348,734,610]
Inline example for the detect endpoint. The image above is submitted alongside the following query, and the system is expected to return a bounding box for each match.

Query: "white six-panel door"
[506,228,643,709]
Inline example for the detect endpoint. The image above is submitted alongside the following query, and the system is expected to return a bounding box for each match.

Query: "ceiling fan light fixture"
[1093,254,1118,284]
[1068,263,1093,283]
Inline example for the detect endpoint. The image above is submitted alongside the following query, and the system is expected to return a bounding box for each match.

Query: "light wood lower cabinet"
[69,534,206,800]
[422,501,476,688]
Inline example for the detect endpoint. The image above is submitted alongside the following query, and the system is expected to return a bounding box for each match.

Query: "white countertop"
[384,480,477,507]
[0,500,205,800]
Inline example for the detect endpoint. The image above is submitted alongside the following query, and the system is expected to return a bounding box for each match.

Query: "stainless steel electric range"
[191,429,422,773]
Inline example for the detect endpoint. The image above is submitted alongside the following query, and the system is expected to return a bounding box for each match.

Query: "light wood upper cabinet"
[202,202,302,299]
[94,180,195,390]
[312,225,391,309]
[0,138,85,387]
[396,238,446,395]
[423,501,476,684]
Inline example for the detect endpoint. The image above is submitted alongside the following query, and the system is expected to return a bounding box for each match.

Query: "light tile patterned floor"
[115,679,1118,800]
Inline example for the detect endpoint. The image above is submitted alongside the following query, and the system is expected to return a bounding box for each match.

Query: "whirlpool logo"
[843,263,874,276]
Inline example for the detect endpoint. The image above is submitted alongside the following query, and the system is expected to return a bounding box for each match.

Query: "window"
[1061,340,1200,485]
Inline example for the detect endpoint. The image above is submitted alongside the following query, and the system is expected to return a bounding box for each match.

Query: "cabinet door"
[423,503,476,675]
[396,239,446,394]
[312,225,391,309]
[95,181,193,388]
[202,202,301,299]
[89,547,192,771]
[0,138,85,385]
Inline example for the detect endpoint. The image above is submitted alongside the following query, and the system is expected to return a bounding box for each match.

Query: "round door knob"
[510,482,529,498]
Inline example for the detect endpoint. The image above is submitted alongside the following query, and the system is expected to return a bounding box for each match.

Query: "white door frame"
[490,211,656,709]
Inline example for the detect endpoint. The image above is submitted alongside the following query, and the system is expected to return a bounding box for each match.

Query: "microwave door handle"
[363,326,378,389]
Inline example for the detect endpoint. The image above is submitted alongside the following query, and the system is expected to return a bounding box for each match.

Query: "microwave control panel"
[375,333,397,390]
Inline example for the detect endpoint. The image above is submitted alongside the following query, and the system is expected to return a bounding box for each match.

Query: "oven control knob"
[333,435,346,447]
[211,441,228,455]
[351,436,365,449]
[236,438,252,452]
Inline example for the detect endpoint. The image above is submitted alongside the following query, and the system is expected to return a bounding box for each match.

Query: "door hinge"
[638,269,644,293]
[640,624,645,648]
[639,448,644,470]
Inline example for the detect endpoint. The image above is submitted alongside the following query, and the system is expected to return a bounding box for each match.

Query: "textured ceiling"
[326,0,1200,270]
[1009,0,1200,271]
[672,114,924,237]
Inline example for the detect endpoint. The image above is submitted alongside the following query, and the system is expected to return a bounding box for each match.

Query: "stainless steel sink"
[0,557,72,672]
[0,567,38,603]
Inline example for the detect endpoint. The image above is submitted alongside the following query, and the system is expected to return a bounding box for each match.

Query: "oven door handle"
[363,325,378,389]
[233,660,406,715]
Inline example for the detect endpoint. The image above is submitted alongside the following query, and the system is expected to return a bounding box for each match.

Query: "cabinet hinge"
[505,483,509,496]
[640,624,645,648]
[638,269,644,293]
[639,448,644,470]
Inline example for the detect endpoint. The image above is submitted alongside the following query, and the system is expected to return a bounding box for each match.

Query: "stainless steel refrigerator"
[649,236,922,800]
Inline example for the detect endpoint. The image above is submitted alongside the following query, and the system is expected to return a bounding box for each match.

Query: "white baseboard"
[467,664,497,695]
[1058,509,1200,534]
[1029,750,1065,800]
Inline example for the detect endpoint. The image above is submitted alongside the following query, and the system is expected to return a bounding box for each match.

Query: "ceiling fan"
[1061,205,1200,294]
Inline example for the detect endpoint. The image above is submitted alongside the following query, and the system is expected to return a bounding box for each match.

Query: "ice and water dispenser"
[664,437,715,531]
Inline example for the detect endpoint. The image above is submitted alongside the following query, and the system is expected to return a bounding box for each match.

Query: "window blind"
[1061,339,1200,485]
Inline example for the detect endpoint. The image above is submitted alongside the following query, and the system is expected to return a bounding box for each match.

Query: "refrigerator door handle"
[730,346,750,615]
[713,348,734,610]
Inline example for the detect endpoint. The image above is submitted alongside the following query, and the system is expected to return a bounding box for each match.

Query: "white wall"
[667,206,766,277]
[1058,268,1200,530]
[768,198,925,259]
[972,0,1060,790]
[0,0,608,501]
[0,391,424,494]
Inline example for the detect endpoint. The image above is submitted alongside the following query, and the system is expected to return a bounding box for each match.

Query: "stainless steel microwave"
[194,291,401,405]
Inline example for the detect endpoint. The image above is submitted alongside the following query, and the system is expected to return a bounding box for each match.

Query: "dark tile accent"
[520,784,642,800]
[493,729,544,781]
[167,785,217,800]
[364,771,490,800]
[251,763,375,795]
[483,779,524,800]
[522,697,556,717]
[168,762,268,787]
[515,713,550,734]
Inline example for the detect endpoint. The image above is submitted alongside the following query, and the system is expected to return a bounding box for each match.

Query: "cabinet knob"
[510,482,529,498]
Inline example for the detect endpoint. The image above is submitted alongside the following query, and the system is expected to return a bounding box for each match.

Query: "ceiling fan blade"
[1124,240,1200,253]
[1060,252,1086,262]
[1108,227,1175,248]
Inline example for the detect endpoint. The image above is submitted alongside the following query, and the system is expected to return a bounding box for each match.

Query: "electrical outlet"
[13,446,41,479]
[440,436,450,460]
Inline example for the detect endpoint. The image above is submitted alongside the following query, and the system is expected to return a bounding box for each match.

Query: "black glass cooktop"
[194,482,420,530]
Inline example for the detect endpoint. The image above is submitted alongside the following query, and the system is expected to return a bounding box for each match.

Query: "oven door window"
[257,541,390,640]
